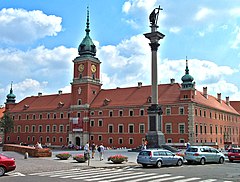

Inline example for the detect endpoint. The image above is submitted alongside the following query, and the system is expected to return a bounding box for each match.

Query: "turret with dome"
[181,59,194,89]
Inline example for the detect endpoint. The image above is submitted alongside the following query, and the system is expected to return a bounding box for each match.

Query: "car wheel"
[142,164,147,168]
[200,158,205,165]
[229,159,233,162]
[156,160,162,168]
[0,166,6,176]
[177,159,183,166]
[219,157,224,164]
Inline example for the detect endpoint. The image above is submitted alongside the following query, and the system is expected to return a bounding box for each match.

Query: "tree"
[0,113,14,143]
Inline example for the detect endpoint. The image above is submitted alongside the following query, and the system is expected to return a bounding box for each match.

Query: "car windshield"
[139,151,151,156]
[186,148,198,152]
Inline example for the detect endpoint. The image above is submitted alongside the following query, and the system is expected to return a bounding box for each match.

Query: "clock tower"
[71,8,101,107]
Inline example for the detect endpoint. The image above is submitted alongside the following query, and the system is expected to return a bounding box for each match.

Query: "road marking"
[85,171,136,181]
[127,174,172,182]
[174,177,201,182]
[151,176,185,182]
[104,173,157,182]
[7,172,26,177]
[61,170,133,179]
[73,171,145,180]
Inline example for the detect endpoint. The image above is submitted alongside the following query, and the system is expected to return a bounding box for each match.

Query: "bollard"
[24,152,29,159]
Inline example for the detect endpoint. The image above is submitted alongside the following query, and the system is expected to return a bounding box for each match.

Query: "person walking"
[84,142,90,160]
[98,143,104,161]
[91,142,96,159]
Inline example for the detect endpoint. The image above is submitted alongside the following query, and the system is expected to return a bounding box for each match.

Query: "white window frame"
[165,123,172,134]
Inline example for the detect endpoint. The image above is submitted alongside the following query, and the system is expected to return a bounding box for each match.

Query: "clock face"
[91,64,96,73]
[78,64,84,72]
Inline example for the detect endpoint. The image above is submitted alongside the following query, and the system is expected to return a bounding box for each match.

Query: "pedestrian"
[91,142,96,159]
[98,143,104,161]
[186,142,190,150]
[84,142,90,160]
[35,142,42,149]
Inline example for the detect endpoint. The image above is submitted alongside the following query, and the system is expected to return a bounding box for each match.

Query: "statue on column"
[149,5,163,26]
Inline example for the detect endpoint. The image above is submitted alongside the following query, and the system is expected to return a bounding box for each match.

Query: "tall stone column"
[144,8,165,148]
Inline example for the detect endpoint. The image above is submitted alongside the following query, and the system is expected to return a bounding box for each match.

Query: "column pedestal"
[146,104,165,148]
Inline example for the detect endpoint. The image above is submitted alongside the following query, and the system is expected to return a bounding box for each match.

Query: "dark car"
[0,153,16,176]
[228,148,240,162]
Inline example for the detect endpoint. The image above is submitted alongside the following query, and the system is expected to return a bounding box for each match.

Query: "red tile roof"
[90,83,181,108]
[194,91,239,114]
[6,83,239,115]
[0,107,5,118]
[230,101,240,113]
[9,93,71,112]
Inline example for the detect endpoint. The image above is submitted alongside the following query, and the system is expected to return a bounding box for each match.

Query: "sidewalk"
[49,149,140,169]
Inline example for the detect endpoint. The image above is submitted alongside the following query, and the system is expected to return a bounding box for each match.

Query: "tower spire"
[185,58,189,75]
[85,6,90,35]
[78,6,96,57]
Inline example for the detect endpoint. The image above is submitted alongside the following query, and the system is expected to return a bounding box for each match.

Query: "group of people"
[84,142,104,161]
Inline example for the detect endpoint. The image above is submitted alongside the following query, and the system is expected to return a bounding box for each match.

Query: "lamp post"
[144,6,165,148]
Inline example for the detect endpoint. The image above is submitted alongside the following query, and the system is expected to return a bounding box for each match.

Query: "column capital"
[149,42,160,51]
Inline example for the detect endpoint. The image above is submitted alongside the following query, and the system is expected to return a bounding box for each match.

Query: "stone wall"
[2,144,52,157]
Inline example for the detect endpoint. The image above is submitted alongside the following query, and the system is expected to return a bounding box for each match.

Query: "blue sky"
[0,0,240,106]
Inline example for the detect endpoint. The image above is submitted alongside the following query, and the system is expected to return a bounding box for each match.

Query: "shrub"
[56,152,71,160]
[73,154,86,162]
[108,155,128,163]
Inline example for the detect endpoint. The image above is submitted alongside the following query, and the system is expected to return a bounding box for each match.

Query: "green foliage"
[108,155,128,163]
[56,152,71,160]
[0,113,14,133]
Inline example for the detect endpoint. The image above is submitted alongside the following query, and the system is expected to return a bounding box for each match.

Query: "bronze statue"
[149,5,163,26]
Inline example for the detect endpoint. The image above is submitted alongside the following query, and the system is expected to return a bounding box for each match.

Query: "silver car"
[137,149,184,168]
[185,146,225,165]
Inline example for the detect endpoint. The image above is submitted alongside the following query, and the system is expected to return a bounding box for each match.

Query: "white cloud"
[0,45,76,104]
[169,27,181,33]
[231,26,240,49]
[229,8,240,17]
[0,8,62,44]
[158,59,239,99]
[122,0,158,13]
[122,1,131,14]
[194,7,214,21]
[7,79,48,101]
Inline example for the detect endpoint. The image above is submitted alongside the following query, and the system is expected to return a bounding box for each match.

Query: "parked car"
[137,149,184,168]
[0,153,16,176]
[185,146,225,165]
[228,148,240,162]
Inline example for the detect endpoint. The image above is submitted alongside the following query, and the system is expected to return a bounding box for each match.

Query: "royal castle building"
[3,11,240,149]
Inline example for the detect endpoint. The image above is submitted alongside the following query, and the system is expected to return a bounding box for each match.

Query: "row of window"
[195,108,238,122]
[195,137,239,144]
[14,125,69,133]
[7,136,69,144]
[90,109,145,117]
[195,124,239,135]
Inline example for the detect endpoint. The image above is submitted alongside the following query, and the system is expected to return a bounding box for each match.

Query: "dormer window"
[58,102,64,108]
[147,96,152,103]
[103,98,111,106]
[23,105,29,110]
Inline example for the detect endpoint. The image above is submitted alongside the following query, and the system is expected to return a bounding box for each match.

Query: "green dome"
[181,74,194,83]
[181,59,194,89]
[6,84,16,103]
[78,8,96,57]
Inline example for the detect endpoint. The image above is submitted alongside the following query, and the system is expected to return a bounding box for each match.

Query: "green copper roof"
[181,59,194,88]
[78,7,96,57]
[6,82,16,103]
